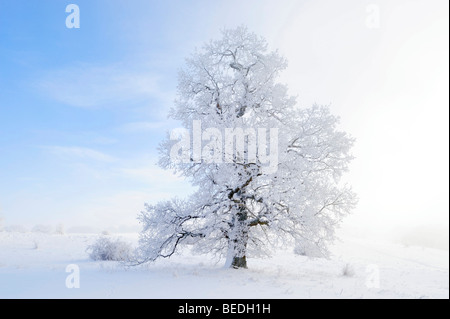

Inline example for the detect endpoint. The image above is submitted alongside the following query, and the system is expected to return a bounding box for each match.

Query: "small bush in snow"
[293,242,324,258]
[87,237,132,261]
[342,263,355,277]
[55,223,65,235]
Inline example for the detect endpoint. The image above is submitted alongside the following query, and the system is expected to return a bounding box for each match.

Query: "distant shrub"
[341,263,355,277]
[55,223,65,235]
[87,237,132,261]
[5,225,28,233]
[293,242,324,258]
[31,224,53,234]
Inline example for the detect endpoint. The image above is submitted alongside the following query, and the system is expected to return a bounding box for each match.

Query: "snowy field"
[0,231,448,299]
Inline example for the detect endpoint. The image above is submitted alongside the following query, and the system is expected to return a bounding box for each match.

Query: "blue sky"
[0,1,448,238]
[0,0,200,228]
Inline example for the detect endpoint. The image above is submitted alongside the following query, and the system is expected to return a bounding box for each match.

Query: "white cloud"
[120,166,184,183]
[43,146,117,162]
[118,121,166,133]
[35,63,169,108]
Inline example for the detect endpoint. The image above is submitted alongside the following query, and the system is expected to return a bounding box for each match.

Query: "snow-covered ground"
[0,231,448,299]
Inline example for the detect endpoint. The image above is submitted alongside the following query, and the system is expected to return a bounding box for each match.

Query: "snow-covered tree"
[138,26,357,269]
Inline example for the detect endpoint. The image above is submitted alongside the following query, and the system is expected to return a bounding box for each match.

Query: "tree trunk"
[231,255,247,269]
[226,208,249,269]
